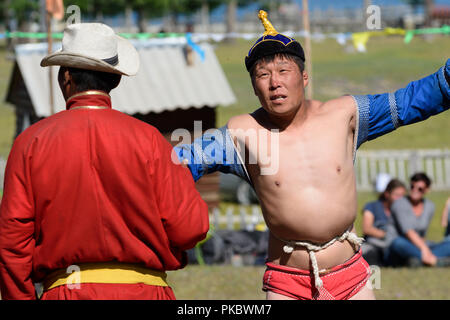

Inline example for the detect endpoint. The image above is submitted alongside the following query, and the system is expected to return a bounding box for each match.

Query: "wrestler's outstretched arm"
[173,126,250,183]
[353,58,449,149]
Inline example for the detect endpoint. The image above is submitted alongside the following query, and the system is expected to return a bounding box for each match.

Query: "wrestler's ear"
[58,67,74,100]
[302,70,309,88]
[58,67,67,86]
[251,76,258,96]
[63,68,72,85]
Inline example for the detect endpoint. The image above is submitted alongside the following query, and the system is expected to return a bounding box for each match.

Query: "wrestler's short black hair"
[410,172,432,188]
[65,67,121,93]
[245,32,305,72]
[249,53,305,80]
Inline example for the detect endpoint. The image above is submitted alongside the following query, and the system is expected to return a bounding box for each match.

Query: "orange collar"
[66,90,112,110]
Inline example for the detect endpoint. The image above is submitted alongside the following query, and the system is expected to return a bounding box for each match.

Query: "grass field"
[0,44,14,159]
[214,36,450,150]
[172,35,450,300]
[167,265,450,300]
[1,36,449,156]
[219,190,449,242]
[0,35,449,300]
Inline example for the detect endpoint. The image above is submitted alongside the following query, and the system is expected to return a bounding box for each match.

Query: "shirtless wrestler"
[174,11,450,300]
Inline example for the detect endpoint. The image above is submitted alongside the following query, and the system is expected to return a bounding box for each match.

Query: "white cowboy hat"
[41,23,139,76]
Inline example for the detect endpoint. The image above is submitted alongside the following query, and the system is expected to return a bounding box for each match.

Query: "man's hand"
[406,229,437,266]
[421,247,437,266]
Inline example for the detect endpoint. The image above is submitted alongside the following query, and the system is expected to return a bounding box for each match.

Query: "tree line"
[0,0,435,33]
[0,0,288,33]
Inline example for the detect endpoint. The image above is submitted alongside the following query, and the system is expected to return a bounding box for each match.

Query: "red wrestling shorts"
[263,249,371,300]
[40,283,176,300]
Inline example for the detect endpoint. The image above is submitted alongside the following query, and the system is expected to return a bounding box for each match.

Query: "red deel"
[0,91,209,299]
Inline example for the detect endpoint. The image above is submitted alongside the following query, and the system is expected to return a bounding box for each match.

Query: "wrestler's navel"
[336,166,342,173]
[275,181,281,187]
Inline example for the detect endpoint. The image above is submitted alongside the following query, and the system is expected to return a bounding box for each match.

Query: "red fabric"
[41,283,175,300]
[0,92,209,300]
[263,250,371,300]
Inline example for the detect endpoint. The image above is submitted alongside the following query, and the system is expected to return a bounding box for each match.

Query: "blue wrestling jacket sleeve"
[353,59,450,149]
[173,126,251,184]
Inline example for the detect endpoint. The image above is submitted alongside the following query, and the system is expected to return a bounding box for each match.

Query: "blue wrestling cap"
[245,10,305,72]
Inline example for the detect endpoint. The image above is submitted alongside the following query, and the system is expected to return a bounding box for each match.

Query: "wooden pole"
[40,0,47,32]
[201,0,210,33]
[225,0,237,42]
[363,0,372,30]
[46,10,55,116]
[425,0,434,27]
[302,0,313,100]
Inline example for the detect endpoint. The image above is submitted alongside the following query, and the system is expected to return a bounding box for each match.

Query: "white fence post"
[226,207,234,230]
[0,158,6,189]
[209,205,265,231]
[355,149,450,191]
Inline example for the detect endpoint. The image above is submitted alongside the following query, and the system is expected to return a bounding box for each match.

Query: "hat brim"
[40,35,139,76]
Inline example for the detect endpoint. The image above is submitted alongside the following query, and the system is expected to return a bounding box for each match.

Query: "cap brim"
[40,35,139,76]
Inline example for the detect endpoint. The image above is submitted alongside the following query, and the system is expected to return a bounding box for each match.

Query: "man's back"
[0,93,209,298]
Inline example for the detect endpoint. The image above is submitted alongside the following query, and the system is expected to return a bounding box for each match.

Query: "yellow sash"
[43,262,168,291]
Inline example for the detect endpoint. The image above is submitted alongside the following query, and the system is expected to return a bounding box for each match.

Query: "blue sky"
[211,0,450,20]
[295,0,450,10]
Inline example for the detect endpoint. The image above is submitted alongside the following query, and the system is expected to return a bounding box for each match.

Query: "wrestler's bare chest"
[239,104,358,242]
[248,106,355,187]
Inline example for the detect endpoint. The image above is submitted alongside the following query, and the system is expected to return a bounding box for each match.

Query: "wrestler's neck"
[266,99,312,131]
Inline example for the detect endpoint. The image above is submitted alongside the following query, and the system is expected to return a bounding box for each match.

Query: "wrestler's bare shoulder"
[226,96,356,132]
[318,96,357,129]
[319,95,356,114]
[227,109,267,133]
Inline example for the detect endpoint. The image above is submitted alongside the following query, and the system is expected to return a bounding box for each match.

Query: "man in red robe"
[0,23,209,300]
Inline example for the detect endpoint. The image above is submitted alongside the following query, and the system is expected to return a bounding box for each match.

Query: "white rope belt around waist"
[274,230,364,289]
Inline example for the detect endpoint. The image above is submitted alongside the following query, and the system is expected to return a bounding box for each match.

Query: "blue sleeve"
[353,59,450,149]
[362,201,375,214]
[173,126,251,184]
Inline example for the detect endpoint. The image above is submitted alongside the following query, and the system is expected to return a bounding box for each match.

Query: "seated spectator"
[442,197,450,241]
[384,173,450,267]
[361,179,406,265]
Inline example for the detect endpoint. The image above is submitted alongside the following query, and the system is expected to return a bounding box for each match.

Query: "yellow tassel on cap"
[258,10,278,36]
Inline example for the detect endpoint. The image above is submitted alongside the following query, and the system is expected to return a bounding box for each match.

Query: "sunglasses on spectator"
[410,184,425,193]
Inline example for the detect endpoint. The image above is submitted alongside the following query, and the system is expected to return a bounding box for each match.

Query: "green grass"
[0,36,449,156]
[1,36,450,300]
[167,264,450,300]
[215,35,450,150]
[220,190,449,243]
[188,191,450,300]
[0,42,14,159]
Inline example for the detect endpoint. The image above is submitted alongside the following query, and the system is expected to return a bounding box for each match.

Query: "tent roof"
[11,39,236,117]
